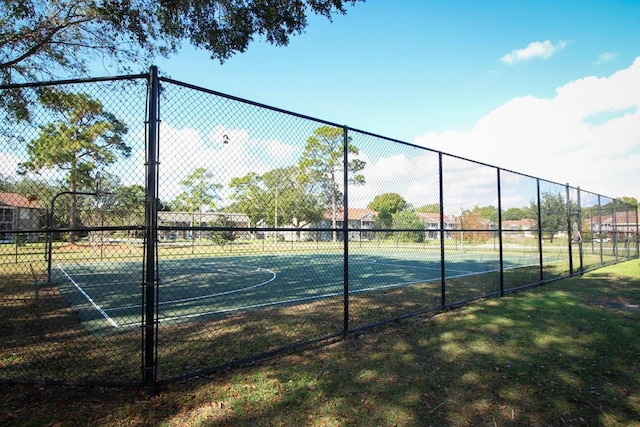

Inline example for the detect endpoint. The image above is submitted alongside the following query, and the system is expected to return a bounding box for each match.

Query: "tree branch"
[0,15,94,71]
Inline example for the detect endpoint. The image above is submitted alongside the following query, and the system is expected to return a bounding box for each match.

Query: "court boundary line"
[58,256,564,330]
[108,266,277,314]
[154,261,553,325]
[150,268,488,325]
[57,264,120,328]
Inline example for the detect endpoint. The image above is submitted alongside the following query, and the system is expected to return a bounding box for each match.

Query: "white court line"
[57,265,120,328]
[76,258,535,329]
[113,265,517,328]
[108,267,277,313]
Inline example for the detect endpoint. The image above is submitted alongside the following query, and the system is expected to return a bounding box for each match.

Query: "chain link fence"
[1,69,638,393]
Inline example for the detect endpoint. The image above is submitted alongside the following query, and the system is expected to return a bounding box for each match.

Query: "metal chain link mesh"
[1,72,638,388]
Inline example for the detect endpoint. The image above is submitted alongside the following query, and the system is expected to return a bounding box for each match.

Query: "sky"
[148,0,639,205]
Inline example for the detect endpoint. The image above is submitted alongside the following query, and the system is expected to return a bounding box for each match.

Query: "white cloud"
[350,152,440,208]
[0,152,20,175]
[595,52,617,64]
[413,56,640,203]
[500,40,568,65]
[129,123,298,203]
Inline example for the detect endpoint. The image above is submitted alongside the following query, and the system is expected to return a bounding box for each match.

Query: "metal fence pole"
[536,179,544,281]
[438,153,446,307]
[613,200,618,261]
[633,206,640,258]
[566,184,574,275]
[342,126,350,334]
[627,205,632,258]
[598,195,603,265]
[143,66,160,397]
[577,187,584,274]
[497,168,504,296]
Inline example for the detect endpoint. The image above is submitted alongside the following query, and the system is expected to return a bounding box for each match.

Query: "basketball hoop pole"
[46,190,99,284]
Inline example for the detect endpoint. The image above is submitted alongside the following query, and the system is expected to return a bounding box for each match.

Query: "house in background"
[157,211,251,240]
[588,211,639,241]
[501,219,536,238]
[0,192,42,243]
[416,212,457,240]
[319,208,377,241]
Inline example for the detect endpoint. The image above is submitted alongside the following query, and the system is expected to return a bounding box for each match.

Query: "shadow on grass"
[0,271,141,385]
[146,260,640,426]
[2,261,639,425]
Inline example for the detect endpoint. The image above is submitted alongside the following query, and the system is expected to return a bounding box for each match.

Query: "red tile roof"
[0,193,42,209]
[325,208,377,221]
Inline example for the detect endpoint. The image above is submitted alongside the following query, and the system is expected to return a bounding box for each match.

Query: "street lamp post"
[274,187,279,245]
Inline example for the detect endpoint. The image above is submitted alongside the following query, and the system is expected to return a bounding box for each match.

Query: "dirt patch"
[594,296,640,313]
[601,301,640,312]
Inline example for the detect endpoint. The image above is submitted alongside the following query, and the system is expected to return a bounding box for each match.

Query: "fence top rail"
[0,73,149,91]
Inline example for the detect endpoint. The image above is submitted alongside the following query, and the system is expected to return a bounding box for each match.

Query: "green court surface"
[52,249,547,334]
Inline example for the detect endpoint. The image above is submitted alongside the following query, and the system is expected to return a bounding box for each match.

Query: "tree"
[172,167,221,239]
[228,166,323,240]
[173,167,221,213]
[461,207,492,244]
[531,192,566,243]
[1,0,365,121]
[502,207,527,221]
[391,210,423,243]
[299,126,366,241]
[475,205,498,224]
[368,193,408,225]
[416,204,440,214]
[261,167,324,239]
[616,196,639,212]
[19,88,129,243]
[206,214,235,245]
[228,171,269,229]
[112,183,146,232]
[368,192,408,239]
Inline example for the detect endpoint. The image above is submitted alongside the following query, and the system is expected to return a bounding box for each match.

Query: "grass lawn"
[1,259,639,426]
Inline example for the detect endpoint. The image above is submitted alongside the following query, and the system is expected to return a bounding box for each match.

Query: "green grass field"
[1,258,639,426]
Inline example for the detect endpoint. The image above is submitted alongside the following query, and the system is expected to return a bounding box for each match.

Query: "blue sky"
[151,0,640,202]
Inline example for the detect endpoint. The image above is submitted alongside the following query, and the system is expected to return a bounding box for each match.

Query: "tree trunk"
[69,178,77,245]
[69,159,79,245]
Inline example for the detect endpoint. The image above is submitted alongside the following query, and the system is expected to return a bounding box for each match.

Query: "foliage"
[172,167,221,213]
[206,214,235,244]
[474,205,498,223]
[617,196,638,208]
[228,172,269,226]
[502,206,527,220]
[368,192,408,230]
[18,88,129,243]
[460,208,493,244]
[299,126,366,240]
[0,0,365,122]
[391,209,423,242]
[229,166,324,238]
[110,183,146,230]
[415,203,440,213]
[530,191,567,243]
[261,167,324,230]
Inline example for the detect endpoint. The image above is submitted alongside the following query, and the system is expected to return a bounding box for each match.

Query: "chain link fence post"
[143,66,160,397]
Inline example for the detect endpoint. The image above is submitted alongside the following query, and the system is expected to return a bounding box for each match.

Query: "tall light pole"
[274,187,279,245]
[459,207,464,252]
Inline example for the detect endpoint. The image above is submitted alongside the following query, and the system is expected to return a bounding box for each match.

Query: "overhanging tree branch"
[1,0,365,121]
